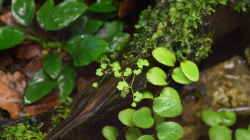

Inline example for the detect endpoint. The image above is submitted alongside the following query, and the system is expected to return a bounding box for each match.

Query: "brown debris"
[15,43,43,60]
[0,71,26,119]
[23,58,43,78]
[0,11,18,26]
[118,0,136,19]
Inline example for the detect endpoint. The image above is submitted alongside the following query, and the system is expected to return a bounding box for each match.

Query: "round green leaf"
[0,26,25,50]
[152,47,176,67]
[24,70,57,104]
[201,109,222,127]
[88,1,117,13]
[43,53,62,79]
[220,111,237,127]
[156,122,184,140]
[125,128,141,140]
[171,67,193,85]
[65,35,109,66]
[11,0,35,26]
[102,126,119,140]
[160,87,181,102]
[57,65,76,97]
[236,129,250,140]
[137,135,156,140]
[118,108,136,127]
[153,96,182,118]
[180,60,199,82]
[132,107,154,129]
[97,21,123,41]
[146,67,168,86]
[209,126,232,140]
[37,0,87,31]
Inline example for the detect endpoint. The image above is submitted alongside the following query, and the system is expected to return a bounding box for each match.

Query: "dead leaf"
[0,71,26,119]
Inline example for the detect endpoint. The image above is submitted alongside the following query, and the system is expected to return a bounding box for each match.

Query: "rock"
[191,56,250,109]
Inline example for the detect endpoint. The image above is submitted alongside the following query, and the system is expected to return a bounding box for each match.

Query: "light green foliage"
[0,123,45,140]
[146,67,168,86]
[152,47,176,67]
[236,128,250,140]
[118,108,136,127]
[234,1,250,13]
[201,109,236,127]
[171,67,193,84]
[125,128,141,140]
[180,60,199,82]
[156,122,184,140]
[51,97,73,127]
[102,126,119,140]
[132,107,154,129]
[137,135,156,140]
[209,126,232,140]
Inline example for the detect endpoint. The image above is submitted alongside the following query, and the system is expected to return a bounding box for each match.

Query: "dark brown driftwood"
[47,76,118,140]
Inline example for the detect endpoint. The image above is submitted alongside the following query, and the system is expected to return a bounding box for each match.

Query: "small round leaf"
[156,122,184,140]
[118,108,136,127]
[137,135,156,140]
[209,126,232,140]
[152,47,176,67]
[146,67,168,86]
[102,126,119,140]
[153,96,182,118]
[236,128,250,140]
[125,128,141,140]
[201,109,222,127]
[220,111,237,127]
[180,60,199,82]
[132,107,154,129]
[171,67,193,85]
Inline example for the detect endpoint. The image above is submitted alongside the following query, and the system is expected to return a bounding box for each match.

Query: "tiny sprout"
[117,81,129,91]
[137,59,150,69]
[92,82,99,88]
[124,68,133,77]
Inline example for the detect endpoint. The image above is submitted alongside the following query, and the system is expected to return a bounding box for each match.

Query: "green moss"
[0,123,45,140]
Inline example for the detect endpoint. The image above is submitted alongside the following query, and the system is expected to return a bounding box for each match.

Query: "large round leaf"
[37,0,87,31]
[152,47,176,67]
[153,96,182,118]
[57,65,76,97]
[180,60,199,82]
[125,128,141,140]
[171,67,192,85]
[209,126,232,140]
[11,0,35,26]
[146,67,168,86]
[0,26,25,50]
[43,53,62,79]
[132,107,154,129]
[102,126,119,140]
[160,87,181,102]
[137,135,156,140]
[24,70,57,104]
[65,35,109,66]
[118,108,136,127]
[156,122,184,140]
[236,129,250,140]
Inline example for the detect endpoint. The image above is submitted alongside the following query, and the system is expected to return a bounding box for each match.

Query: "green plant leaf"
[57,65,76,97]
[37,0,87,31]
[160,87,181,102]
[11,0,35,26]
[65,35,109,66]
[118,108,136,127]
[43,53,62,79]
[109,33,130,52]
[171,67,193,84]
[201,109,222,127]
[137,135,156,140]
[156,122,184,140]
[102,126,119,140]
[97,21,123,41]
[153,96,182,118]
[125,128,141,140]
[24,70,57,104]
[146,67,168,86]
[152,47,176,67]
[132,107,154,129]
[88,0,117,13]
[0,26,25,50]
[209,126,232,140]
[180,60,199,82]
[236,128,250,140]
[220,111,237,127]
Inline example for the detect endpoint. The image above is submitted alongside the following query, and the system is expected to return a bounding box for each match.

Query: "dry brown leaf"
[0,71,26,119]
